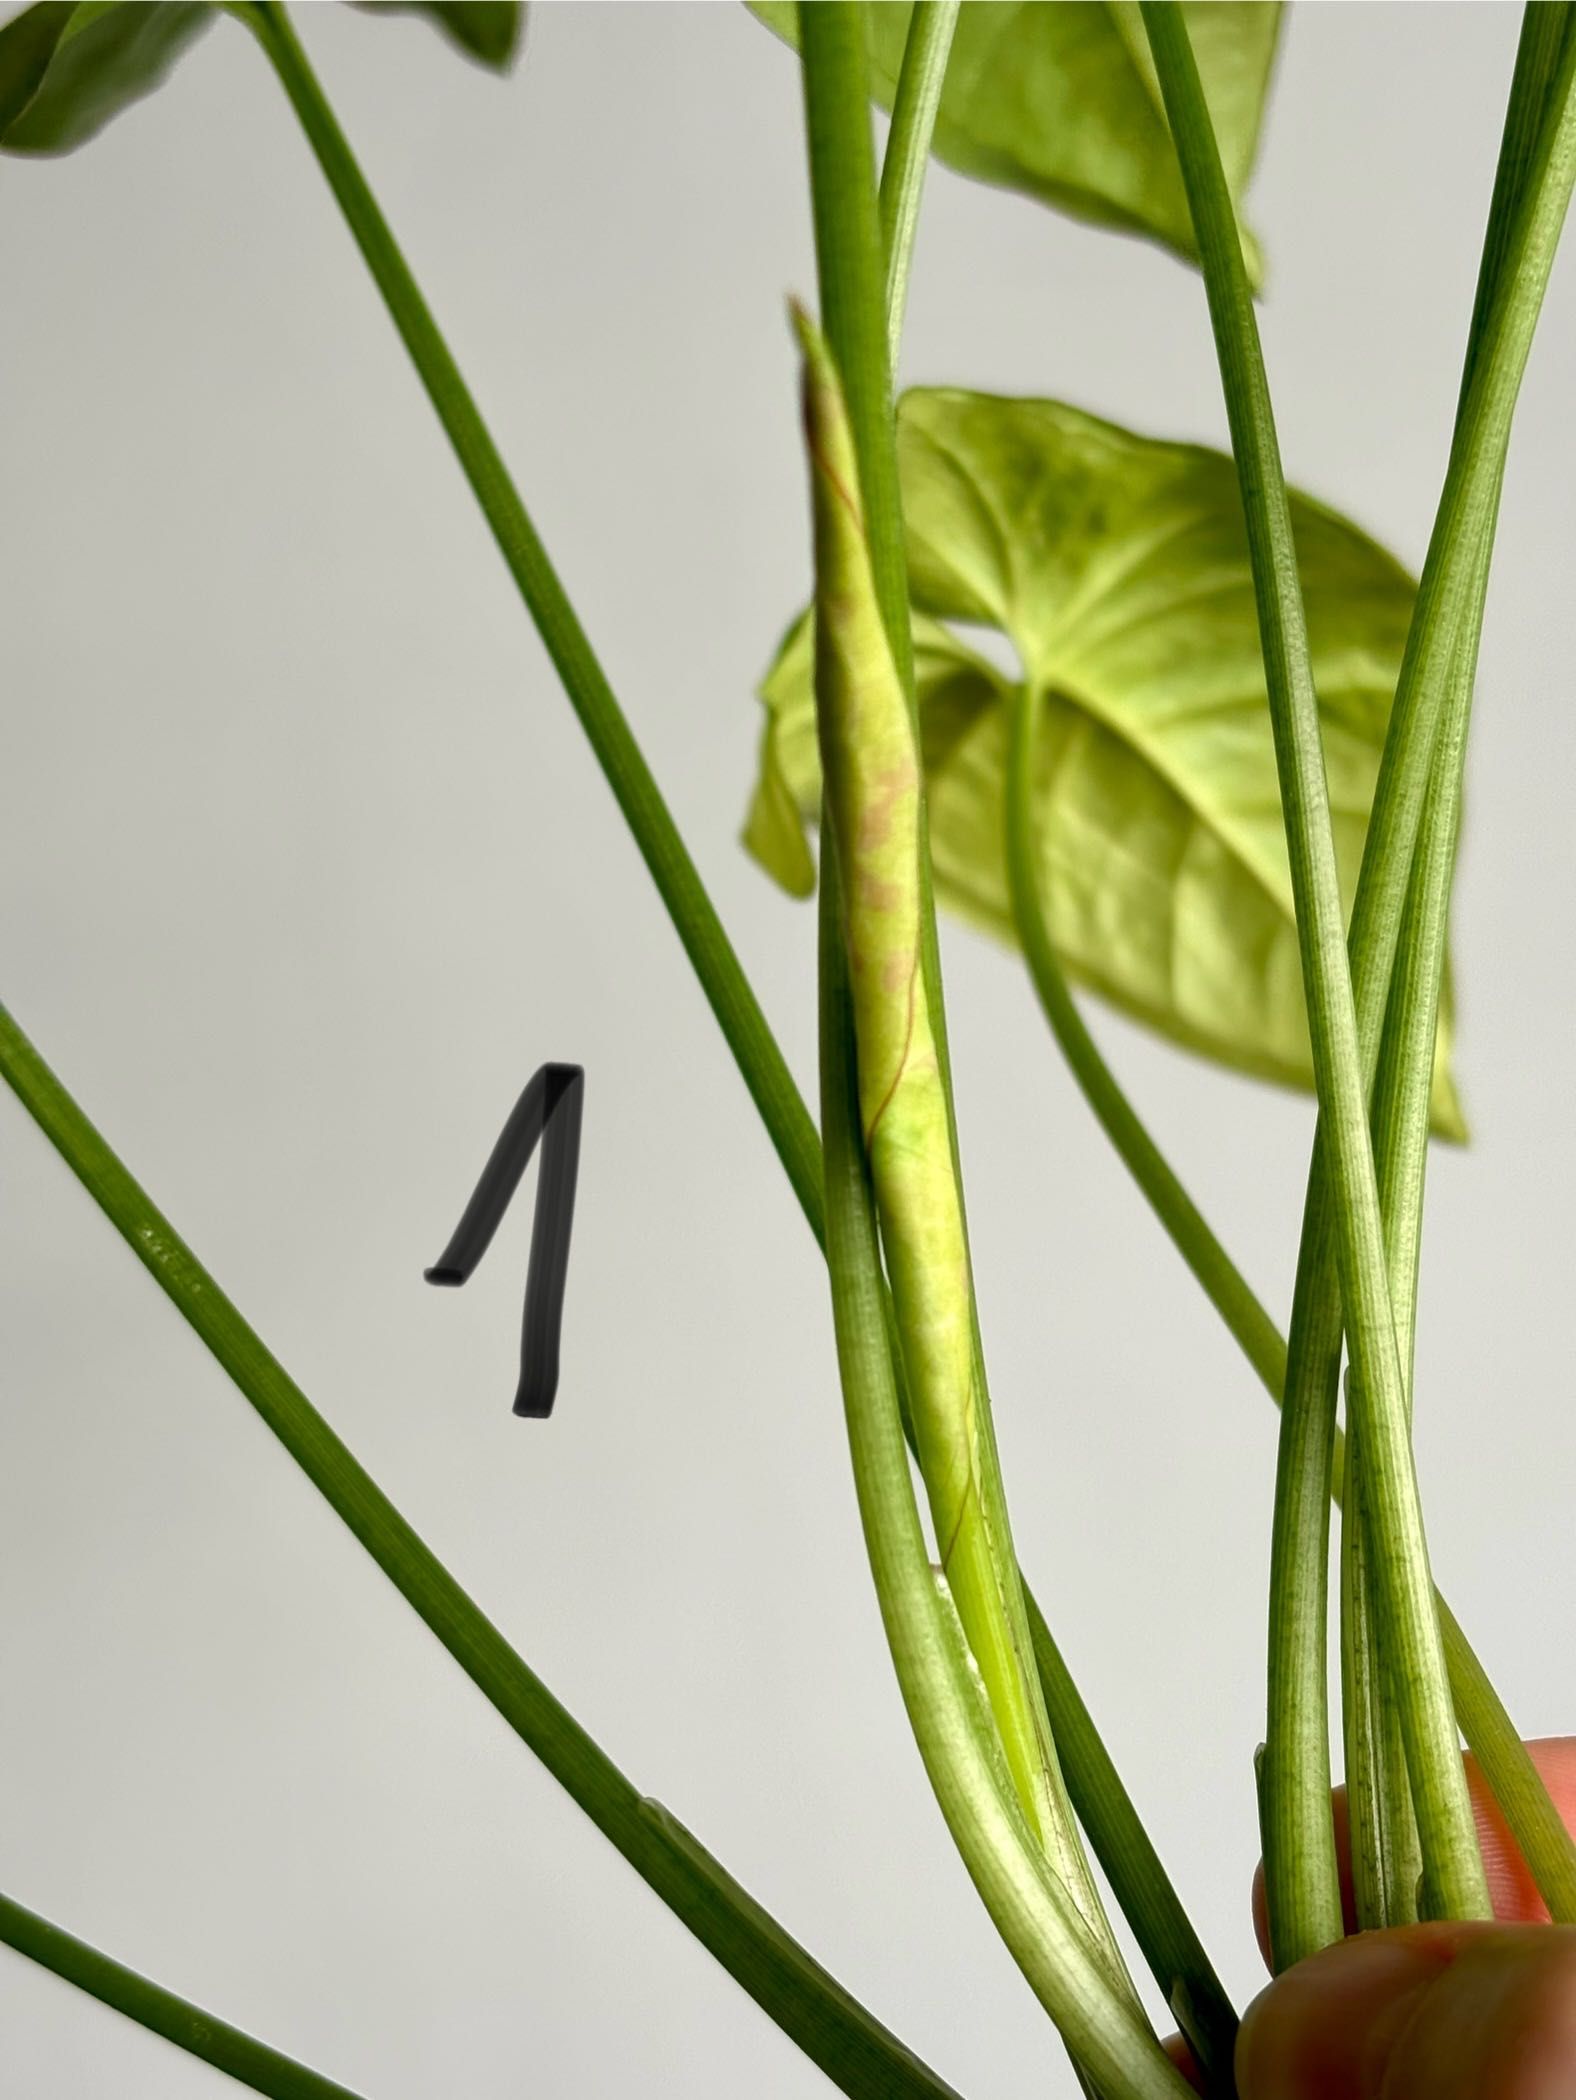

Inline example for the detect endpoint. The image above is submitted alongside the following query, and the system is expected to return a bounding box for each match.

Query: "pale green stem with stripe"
[1142,0,1576,1966]
[1282,17,1576,1967]
[1343,9,1574,1927]
[818,856,1187,2100]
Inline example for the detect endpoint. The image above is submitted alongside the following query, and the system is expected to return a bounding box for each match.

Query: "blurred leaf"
[747,0,1280,284]
[349,0,523,70]
[748,389,1466,1137]
[0,1,212,154]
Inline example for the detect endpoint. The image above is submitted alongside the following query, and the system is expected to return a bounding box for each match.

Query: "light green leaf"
[0,1,212,154]
[748,389,1465,1138]
[349,0,524,71]
[746,1,1281,284]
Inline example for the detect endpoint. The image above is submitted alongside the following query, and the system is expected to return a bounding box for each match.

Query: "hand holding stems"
[1231,1741,1576,2100]
[1241,1922,1576,2100]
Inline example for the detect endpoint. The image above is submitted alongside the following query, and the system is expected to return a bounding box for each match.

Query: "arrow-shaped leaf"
[747,388,1465,1137]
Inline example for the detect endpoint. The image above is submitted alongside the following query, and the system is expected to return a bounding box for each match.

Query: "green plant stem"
[800,0,1030,1831]
[1336,4,1576,1948]
[798,0,914,691]
[878,0,959,369]
[817,857,1186,2100]
[234,0,824,1242]
[0,1893,367,2100]
[798,0,1120,1971]
[796,0,962,1136]
[0,1002,964,2100]
[1343,557,1486,1931]
[1024,1601,1238,2090]
[1438,1596,1576,1921]
[1010,647,1576,1933]
[1371,0,1574,1397]
[995,14,1571,1920]
[871,0,1238,2048]
[1004,682,1287,1402]
[1143,0,1493,1936]
[1340,1402,1423,1929]
[1152,0,1576,1959]
[933,686,1242,2070]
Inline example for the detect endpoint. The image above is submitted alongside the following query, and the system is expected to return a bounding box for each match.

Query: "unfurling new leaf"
[750,387,1466,1137]
[798,305,987,1703]
[796,309,1084,1888]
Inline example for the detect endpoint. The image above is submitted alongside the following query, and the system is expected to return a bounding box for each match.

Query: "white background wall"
[2,4,1573,2093]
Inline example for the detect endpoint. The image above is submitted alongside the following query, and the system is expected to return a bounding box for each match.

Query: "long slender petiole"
[1003,681,1287,1401]
[878,0,960,368]
[0,1891,368,2100]
[232,0,826,1239]
[1143,0,1492,1930]
[1253,2,1576,1964]
[1341,0,1574,1932]
[992,0,1574,1941]
[1010,659,1576,1926]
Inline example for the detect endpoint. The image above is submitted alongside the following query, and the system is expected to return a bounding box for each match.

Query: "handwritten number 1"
[425,1063,584,1417]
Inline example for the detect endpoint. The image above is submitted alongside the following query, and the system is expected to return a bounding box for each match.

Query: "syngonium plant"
[2,3,1575,2096]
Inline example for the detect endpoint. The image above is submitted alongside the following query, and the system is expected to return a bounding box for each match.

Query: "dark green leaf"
[349,0,523,70]
[747,389,1465,1136]
[747,1,1280,284]
[0,1,212,155]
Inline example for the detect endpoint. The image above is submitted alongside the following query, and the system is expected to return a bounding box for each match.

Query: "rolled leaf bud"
[795,302,976,1542]
[794,306,1097,1894]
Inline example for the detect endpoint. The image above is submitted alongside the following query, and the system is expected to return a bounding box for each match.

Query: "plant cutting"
[3,3,1576,2096]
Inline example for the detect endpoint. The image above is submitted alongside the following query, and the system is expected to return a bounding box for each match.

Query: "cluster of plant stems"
[3,5,1576,2097]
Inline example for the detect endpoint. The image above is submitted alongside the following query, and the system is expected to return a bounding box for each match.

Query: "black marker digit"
[425,1062,584,1417]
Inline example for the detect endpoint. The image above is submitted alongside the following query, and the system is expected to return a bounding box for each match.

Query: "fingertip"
[1467,1738,1576,1924]
[1236,1927,1459,2100]
[1237,1923,1576,2100]
[1161,2033,1206,2095]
